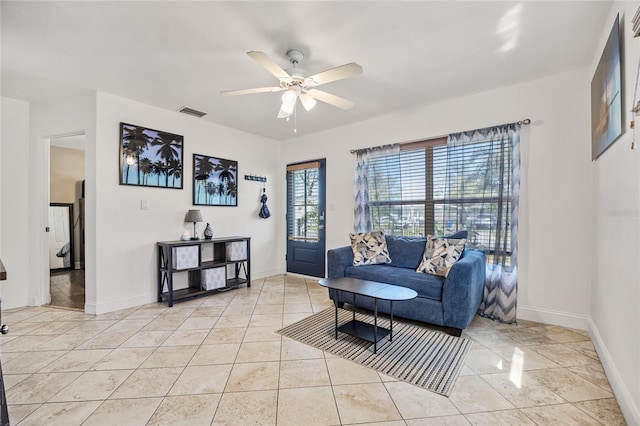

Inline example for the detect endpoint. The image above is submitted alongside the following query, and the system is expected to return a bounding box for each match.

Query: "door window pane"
[288,168,319,239]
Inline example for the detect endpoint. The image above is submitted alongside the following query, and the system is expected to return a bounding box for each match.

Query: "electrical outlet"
[141,199,148,210]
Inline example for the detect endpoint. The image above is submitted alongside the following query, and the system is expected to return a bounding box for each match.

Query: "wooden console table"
[157,237,250,307]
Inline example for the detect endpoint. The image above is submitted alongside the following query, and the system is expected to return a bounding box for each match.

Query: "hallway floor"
[49,269,85,310]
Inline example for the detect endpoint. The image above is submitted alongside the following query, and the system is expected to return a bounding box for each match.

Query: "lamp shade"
[185,209,203,223]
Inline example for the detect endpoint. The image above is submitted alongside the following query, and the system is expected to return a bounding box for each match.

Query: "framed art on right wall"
[591,14,623,160]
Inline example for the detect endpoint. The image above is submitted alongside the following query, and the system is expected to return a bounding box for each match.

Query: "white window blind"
[367,136,513,256]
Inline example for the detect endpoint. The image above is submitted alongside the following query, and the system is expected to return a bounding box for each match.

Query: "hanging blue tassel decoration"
[259,188,271,219]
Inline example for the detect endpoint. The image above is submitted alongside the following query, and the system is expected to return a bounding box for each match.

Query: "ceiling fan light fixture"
[277,101,294,118]
[299,92,317,111]
[282,89,297,106]
[222,50,362,123]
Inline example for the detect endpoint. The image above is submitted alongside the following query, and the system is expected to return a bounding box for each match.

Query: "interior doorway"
[49,134,85,310]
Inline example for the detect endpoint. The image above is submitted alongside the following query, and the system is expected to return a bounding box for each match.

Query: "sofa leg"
[334,301,344,309]
[449,327,463,337]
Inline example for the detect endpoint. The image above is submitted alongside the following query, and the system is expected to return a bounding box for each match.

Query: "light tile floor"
[1,275,627,425]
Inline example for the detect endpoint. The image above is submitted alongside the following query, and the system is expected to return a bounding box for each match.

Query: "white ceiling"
[1,1,611,141]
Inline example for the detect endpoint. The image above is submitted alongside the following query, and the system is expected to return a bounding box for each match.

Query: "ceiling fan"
[221,50,363,119]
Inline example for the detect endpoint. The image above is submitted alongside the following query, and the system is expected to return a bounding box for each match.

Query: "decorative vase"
[180,230,190,241]
[204,223,213,240]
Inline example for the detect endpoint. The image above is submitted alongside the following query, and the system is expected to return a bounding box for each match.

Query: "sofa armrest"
[327,246,354,278]
[442,249,486,330]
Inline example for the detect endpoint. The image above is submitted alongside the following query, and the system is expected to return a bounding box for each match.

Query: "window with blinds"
[287,162,320,242]
[367,137,513,256]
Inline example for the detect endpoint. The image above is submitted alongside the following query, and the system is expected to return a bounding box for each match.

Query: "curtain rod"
[349,118,531,154]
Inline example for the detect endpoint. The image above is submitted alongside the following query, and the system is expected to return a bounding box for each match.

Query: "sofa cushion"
[383,232,468,269]
[417,236,467,277]
[385,235,427,269]
[349,231,392,266]
[344,264,445,300]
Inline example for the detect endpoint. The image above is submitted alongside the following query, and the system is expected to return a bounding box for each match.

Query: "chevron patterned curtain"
[447,124,521,324]
[353,144,400,232]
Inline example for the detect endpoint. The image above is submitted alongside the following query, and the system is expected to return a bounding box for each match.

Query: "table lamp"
[185,209,203,240]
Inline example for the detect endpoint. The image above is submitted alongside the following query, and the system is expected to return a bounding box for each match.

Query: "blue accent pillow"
[444,230,468,240]
[385,235,427,269]
[385,231,469,269]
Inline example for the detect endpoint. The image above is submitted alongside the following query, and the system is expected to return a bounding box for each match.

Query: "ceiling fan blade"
[247,51,291,81]
[306,62,363,86]
[307,89,354,110]
[220,86,284,96]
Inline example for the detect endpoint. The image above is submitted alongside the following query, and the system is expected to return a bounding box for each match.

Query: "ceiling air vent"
[178,106,207,118]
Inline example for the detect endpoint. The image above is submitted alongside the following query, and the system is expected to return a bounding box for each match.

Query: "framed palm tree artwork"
[193,154,238,206]
[119,123,184,188]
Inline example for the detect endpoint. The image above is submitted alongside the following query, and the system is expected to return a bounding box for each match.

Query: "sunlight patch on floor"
[509,347,524,388]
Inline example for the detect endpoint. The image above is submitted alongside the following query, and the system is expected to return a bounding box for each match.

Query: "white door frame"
[34,131,85,308]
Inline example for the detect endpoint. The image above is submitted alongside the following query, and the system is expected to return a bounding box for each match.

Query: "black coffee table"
[319,277,418,353]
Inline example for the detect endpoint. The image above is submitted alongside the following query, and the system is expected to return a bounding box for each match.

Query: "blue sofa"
[327,234,486,336]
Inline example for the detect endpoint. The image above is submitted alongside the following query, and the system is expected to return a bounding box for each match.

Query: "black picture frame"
[193,154,238,206]
[119,122,184,188]
[591,14,623,160]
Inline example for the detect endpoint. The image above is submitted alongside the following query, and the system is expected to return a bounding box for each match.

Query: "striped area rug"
[276,307,472,396]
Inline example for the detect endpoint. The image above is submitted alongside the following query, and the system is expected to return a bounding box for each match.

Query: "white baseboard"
[28,293,50,307]
[252,268,285,280]
[84,273,275,315]
[517,305,589,330]
[82,269,284,315]
[588,317,640,425]
[86,293,155,315]
[74,261,84,270]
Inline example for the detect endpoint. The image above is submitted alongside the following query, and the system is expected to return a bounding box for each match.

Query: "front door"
[286,159,326,277]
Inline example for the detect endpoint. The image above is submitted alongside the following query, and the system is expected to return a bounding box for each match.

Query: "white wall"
[93,92,281,314]
[589,3,640,424]
[30,94,96,309]
[2,91,282,314]
[0,97,31,308]
[281,68,593,330]
[2,94,94,309]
